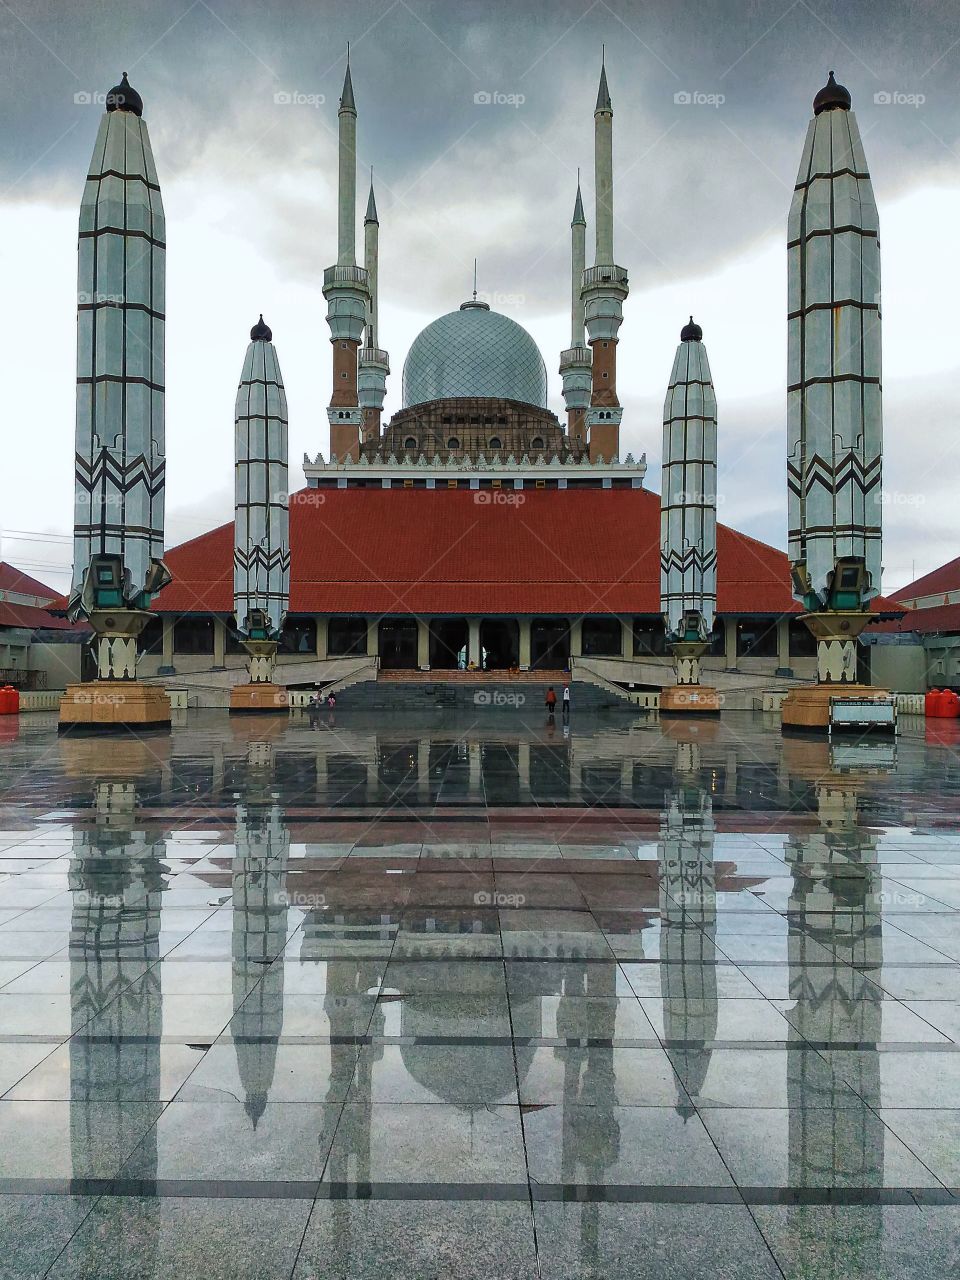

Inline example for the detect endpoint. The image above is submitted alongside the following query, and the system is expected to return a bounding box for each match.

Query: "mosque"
[49,58,906,723]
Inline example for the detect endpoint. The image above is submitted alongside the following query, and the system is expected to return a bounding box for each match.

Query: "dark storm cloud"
[2,0,958,310]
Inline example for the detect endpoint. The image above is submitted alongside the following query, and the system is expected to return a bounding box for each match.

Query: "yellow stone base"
[229,683,289,714]
[781,684,889,732]
[58,682,171,732]
[659,685,721,715]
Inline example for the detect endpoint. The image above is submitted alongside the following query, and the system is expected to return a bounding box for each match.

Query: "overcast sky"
[0,0,957,595]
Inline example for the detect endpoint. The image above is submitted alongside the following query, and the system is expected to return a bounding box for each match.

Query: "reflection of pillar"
[232,776,289,1128]
[417,739,430,802]
[657,746,717,1113]
[468,618,481,668]
[468,741,482,796]
[517,741,531,801]
[69,777,162,1266]
[416,618,429,671]
[316,616,328,660]
[556,957,620,1268]
[783,750,884,1246]
[519,617,531,671]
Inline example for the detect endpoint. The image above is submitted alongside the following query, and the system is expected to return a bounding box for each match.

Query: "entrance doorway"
[531,617,570,669]
[430,618,468,669]
[378,617,418,669]
[480,619,519,669]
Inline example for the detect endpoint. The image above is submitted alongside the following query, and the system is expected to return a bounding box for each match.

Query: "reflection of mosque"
[58,721,889,1261]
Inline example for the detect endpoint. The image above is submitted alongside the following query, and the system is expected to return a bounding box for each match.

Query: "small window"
[447,437,460,450]
[403,478,414,488]
[404,437,417,451]
[536,479,546,489]
[488,436,502,451]
[492,478,501,489]
[447,478,458,489]
[531,436,544,450]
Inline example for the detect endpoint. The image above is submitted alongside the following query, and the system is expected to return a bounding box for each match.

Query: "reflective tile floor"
[0,708,958,1277]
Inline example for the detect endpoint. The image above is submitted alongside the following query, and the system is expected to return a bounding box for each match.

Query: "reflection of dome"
[402,301,548,409]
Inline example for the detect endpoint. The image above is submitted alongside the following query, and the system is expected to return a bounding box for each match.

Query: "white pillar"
[417,618,430,671]
[519,617,531,672]
[468,618,481,668]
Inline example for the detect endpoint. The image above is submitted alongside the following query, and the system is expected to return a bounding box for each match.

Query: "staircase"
[317,668,635,713]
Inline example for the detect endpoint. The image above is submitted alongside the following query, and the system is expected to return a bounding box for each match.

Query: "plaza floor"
[0,707,958,1278]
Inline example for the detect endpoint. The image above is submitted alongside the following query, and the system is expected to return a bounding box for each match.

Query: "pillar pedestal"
[659,641,720,716]
[230,639,288,714]
[59,610,171,732]
[780,612,888,732]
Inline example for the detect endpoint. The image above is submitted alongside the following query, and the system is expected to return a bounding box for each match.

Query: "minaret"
[230,316,291,714]
[358,173,389,445]
[580,56,628,462]
[323,54,369,462]
[61,72,172,731]
[783,72,887,729]
[659,317,719,714]
[559,178,592,445]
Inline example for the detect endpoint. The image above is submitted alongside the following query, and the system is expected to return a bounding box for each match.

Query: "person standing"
[562,683,571,719]
[545,687,557,717]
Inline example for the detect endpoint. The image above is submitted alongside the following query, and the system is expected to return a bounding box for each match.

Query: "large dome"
[402,300,548,409]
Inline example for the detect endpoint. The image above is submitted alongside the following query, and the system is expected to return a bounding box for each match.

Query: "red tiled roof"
[152,487,896,619]
[874,601,960,636]
[0,562,59,602]
[893,554,960,602]
[0,601,79,630]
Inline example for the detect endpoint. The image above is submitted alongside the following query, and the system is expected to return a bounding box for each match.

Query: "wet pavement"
[0,707,958,1277]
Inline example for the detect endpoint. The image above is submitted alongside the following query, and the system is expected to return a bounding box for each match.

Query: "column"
[777,615,791,675]
[366,617,378,658]
[519,617,531,672]
[417,617,430,671]
[468,617,481,669]
[724,616,738,669]
[213,617,226,670]
[316,616,328,661]
[621,616,632,660]
[570,617,583,659]
[159,618,175,675]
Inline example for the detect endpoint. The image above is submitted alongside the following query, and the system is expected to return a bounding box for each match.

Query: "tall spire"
[595,48,611,113]
[581,55,628,463]
[364,168,378,224]
[337,47,358,266]
[572,171,585,226]
[340,45,356,114]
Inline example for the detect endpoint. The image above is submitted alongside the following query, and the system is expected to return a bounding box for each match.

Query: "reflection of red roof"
[152,488,897,618]
[894,554,960,602]
[0,562,78,630]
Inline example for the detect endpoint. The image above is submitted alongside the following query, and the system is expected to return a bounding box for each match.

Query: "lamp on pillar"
[229,316,291,714]
[781,73,890,731]
[60,73,172,732]
[659,318,720,715]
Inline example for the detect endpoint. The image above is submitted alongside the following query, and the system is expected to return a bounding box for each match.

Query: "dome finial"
[813,69,851,115]
[106,71,143,117]
[680,315,702,341]
[595,50,611,112]
[250,314,272,342]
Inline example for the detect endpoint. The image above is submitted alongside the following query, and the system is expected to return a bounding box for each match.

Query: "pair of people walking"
[545,684,570,719]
